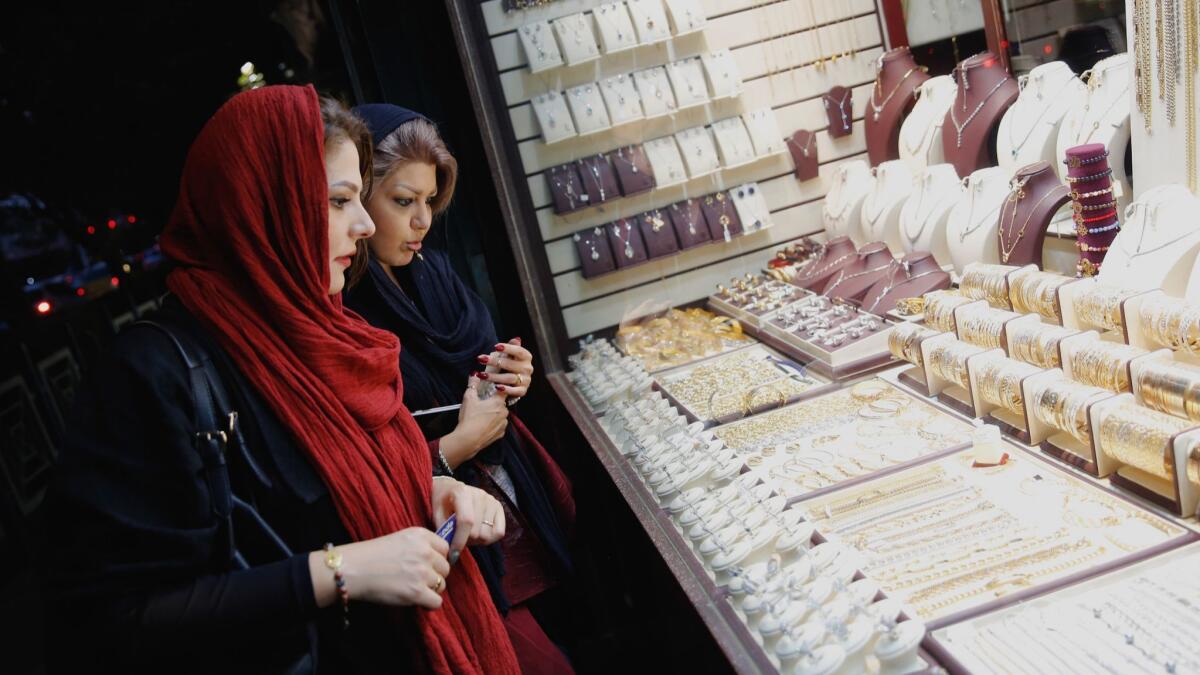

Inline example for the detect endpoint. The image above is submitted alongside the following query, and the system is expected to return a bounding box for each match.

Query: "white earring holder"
[675,126,721,178]
[666,57,711,110]
[633,66,678,117]
[822,160,873,245]
[874,620,926,675]
[944,166,1011,273]
[898,163,962,262]
[599,74,645,126]
[551,12,601,66]
[701,49,742,100]
[531,91,578,144]
[518,20,565,73]
[592,2,639,54]
[711,117,758,168]
[626,0,672,44]
[730,183,773,235]
[1099,184,1200,296]
[664,0,706,35]
[565,82,613,136]
[859,160,915,255]
[742,108,785,157]
[643,136,689,187]
[1055,54,1132,209]
[898,76,955,172]
[996,61,1086,173]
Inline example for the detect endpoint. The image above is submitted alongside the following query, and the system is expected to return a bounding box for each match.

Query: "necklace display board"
[898,76,956,173]
[898,163,962,263]
[822,243,897,304]
[1100,184,1200,296]
[864,47,930,167]
[944,166,1011,272]
[995,161,1071,267]
[862,251,951,315]
[821,161,874,245]
[792,236,859,293]
[1056,54,1133,212]
[942,52,1019,178]
[858,160,914,256]
[996,61,1087,173]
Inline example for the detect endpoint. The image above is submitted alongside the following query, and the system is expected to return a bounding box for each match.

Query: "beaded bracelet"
[1077,259,1102,277]
[1075,220,1120,237]
[1064,152,1108,168]
[1065,168,1113,183]
[324,543,351,628]
[1076,241,1111,253]
[1070,186,1115,200]
[1073,199,1119,212]
[1073,210,1117,224]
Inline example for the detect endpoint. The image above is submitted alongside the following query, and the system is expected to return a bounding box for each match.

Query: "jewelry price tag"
[600,74,644,125]
[701,49,741,99]
[667,57,710,109]
[592,2,638,54]
[674,126,720,178]
[633,66,677,117]
[518,20,564,73]
[531,91,577,144]
[551,12,600,66]
[565,82,612,135]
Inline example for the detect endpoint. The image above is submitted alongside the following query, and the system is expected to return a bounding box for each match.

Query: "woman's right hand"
[311,527,451,610]
[438,375,509,468]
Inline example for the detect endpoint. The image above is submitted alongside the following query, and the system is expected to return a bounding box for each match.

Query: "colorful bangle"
[324,543,351,628]
[1073,199,1119,212]
[1066,169,1113,183]
[1077,241,1111,252]
[1064,152,1108,168]
[1075,221,1121,237]
[1076,259,1102,277]
[1073,210,1117,224]
[1070,186,1115,200]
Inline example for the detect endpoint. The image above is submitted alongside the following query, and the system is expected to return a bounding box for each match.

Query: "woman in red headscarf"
[44,85,520,674]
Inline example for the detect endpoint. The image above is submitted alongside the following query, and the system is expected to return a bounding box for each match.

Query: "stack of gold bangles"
[959,263,1018,309]
[1098,401,1195,484]
[888,323,938,367]
[1067,340,1148,392]
[895,297,926,316]
[1074,284,1142,331]
[616,308,751,371]
[1007,322,1076,368]
[956,306,1018,350]
[1137,357,1200,421]
[927,340,984,389]
[974,354,1040,414]
[1031,377,1111,445]
[924,290,974,333]
[1139,295,1200,354]
[1009,270,1074,322]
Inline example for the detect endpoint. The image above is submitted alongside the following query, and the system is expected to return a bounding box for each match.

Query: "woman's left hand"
[482,337,534,400]
[431,476,507,562]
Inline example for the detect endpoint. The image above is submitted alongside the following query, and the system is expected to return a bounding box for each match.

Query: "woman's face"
[365,160,438,268]
[325,138,375,295]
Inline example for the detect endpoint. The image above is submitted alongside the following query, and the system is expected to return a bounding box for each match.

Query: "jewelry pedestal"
[898,163,961,262]
[1099,185,1200,296]
[943,167,1011,273]
[1055,54,1132,213]
[873,620,925,675]
[898,76,955,172]
[996,61,1086,173]
[858,161,914,255]
[822,161,873,245]
[967,350,1037,444]
[1022,369,1114,476]
[1058,280,1154,338]
[941,52,1019,178]
[996,161,1071,268]
[864,47,930,167]
[920,332,981,418]
[1092,394,1200,516]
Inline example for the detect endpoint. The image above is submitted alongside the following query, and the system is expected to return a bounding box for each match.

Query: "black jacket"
[44,299,412,673]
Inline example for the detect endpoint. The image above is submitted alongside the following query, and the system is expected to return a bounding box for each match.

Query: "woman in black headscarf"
[343,104,574,675]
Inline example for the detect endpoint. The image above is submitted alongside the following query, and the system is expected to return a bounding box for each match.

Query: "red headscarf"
[161,84,519,674]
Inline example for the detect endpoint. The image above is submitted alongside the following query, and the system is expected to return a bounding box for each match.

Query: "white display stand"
[943,166,1011,272]
[898,163,962,263]
[1092,393,1200,515]
[1056,54,1132,210]
[996,62,1087,173]
[858,160,914,256]
[1099,184,1200,297]
[518,20,565,73]
[592,2,638,54]
[821,160,873,245]
[898,76,956,173]
[551,12,601,66]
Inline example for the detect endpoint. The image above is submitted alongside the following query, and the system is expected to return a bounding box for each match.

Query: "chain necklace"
[786,132,815,158]
[823,88,852,132]
[950,76,1008,148]
[957,183,1003,242]
[823,172,861,220]
[867,268,941,312]
[998,182,1068,263]
[903,182,957,249]
[900,107,942,159]
[612,221,636,259]
[1118,201,1200,267]
[826,261,897,294]
[870,66,918,121]
[1005,75,1060,160]
[1073,61,1131,144]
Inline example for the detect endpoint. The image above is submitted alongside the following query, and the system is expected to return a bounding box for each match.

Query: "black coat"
[44,299,411,674]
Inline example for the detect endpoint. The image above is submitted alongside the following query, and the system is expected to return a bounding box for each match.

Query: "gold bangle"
[1010,270,1072,321]
[1067,341,1147,392]
[1140,295,1200,354]
[924,290,973,333]
[1097,402,1192,481]
[1075,284,1141,331]
[888,323,937,366]
[957,306,1015,350]
[960,263,1017,309]
[1031,377,1109,444]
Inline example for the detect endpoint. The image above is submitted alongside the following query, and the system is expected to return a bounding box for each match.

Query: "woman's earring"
[415,252,425,261]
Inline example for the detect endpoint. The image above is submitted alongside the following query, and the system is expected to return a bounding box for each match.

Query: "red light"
[107,219,117,230]
[35,300,52,314]
[999,40,1009,51]
[86,225,96,235]
[110,276,120,287]
[1043,44,1053,55]
[75,288,86,297]
[127,215,137,223]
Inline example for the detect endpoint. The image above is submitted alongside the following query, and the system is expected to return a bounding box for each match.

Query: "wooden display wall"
[477,0,886,338]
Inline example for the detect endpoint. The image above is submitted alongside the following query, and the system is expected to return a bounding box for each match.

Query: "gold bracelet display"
[1007,322,1075,368]
[1067,341,1148,392]
[888,323,937,366]
[1074,284,1142,331]
[924,290,974,333]
[1009,270,1073,322]
[895,297,926,316]
[974,354,1040,414]
[616,308,752,371]
[659,348,820,420]
[959,263,1018,309]
[1137,357,1200,421]
[1097,402,1193,483]
[1139,295,1200,354]
[956,306,1018,350]
[927,340,983,389]
[1031,377,1110,444]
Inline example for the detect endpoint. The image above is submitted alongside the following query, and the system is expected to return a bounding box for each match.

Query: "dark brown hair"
[320,95,373,192]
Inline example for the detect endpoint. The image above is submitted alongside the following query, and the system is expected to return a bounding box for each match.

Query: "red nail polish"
[496,385,507,392]
[477,372,489,380]
[495,344,507,352]
[477,355,490,364]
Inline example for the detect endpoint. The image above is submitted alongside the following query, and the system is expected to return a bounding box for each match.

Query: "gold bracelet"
[888,323,937,366]
[924,290,973,333]
[975,354,1039,413]
[927,340,982,389]
[1010,270,1072,321]
[1097,402,1192,481]
[1137,358,1200,420]
[1074,284,1141,331]
[1140,295,1200,354]
[1032,377,1110,444]
[1067,341,1147,392]
[1007,322,1074,368]
[957,306,1016,349]
[960,263,1017,309]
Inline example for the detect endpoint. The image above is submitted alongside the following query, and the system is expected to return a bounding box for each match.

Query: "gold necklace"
[999,182,1068,263]
[870,66,919,121]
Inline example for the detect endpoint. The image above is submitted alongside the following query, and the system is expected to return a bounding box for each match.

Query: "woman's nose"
[354,212,376,239]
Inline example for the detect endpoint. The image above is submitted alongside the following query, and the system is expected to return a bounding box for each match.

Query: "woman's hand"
[480,337,534,400]
[310,527,451,610]
[439,375,508,468]
[431,476,507,560]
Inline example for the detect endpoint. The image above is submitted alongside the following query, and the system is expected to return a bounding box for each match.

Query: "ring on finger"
[514,373,523,387]
[482,519,495,527]
[432,575,444,593]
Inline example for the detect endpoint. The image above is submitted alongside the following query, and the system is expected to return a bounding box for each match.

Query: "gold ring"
[515,374,523,387]
[482,519,495,527]
[433,576,444,593]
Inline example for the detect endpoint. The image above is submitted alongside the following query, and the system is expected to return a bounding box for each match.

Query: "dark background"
[0,1,728,672]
